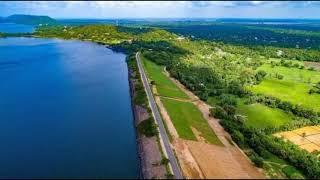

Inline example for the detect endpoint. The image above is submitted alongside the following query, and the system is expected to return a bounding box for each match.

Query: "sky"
[1,1,320,19]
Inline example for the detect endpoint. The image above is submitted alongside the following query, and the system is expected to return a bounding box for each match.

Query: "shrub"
[255,70,267,83]
[160,157,170,165]
[137,118,158,137]
[217,94,237,106]
[282,166,304,179]
[293,63,300,68]
[250,154,264,168]
[231,130,245,148]
[210,106,227,119]
[308,67,315,71]
[276,73,284,80]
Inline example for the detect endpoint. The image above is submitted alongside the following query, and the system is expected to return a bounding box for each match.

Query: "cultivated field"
[274,126,320,153]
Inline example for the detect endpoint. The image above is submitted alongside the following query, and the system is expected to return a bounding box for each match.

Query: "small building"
[177,36,185,41]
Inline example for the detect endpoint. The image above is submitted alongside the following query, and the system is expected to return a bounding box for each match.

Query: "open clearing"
[237,100,294,129]
[257,64,320,84]
[250,78,320,112]
[274,126,320,153]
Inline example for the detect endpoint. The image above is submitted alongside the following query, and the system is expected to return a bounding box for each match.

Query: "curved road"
[136,52,183,179]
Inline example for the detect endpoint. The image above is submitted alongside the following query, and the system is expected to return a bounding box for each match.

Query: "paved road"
[136,52,183,179]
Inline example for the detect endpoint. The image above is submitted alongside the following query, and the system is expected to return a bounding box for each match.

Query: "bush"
[250,154,264,168]
[160,157,170,165]
[282,166,304,179]
[223,104,236,116]
[210,106,227,119]
[276,73,284,80]
[217,94,237,106]
[137,118,158,137]
[255,70,267,83]
[308,67,316,71]
[231,130,245,148]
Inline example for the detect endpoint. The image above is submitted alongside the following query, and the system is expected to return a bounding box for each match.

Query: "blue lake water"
[0,23,35,33]
[0,37,139,178]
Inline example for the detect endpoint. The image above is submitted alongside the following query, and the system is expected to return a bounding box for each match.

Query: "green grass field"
[249,79,320,112]
[161,97,222,145]
[141,56,189,99]
[258,64,320,84]
[237,100,294,129]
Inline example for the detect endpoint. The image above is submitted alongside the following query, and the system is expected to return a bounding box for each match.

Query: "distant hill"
[2,14,57,25]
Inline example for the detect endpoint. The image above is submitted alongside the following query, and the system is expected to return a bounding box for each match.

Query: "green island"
[26,22,320,178]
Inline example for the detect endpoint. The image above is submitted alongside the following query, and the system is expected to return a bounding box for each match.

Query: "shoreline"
[127,55,168,179]
[127,68,143,179]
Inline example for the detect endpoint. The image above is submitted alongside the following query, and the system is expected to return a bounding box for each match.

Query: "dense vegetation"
[0,14,57,25]
[35,23,320,178]
[160,24,320,50]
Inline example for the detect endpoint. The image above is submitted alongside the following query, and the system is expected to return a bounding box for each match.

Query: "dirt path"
[159,96,195,103]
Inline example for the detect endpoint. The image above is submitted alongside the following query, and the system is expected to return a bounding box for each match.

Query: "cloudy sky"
[0,1,320,19]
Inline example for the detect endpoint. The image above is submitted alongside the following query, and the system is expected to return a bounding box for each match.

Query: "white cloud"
[0,1,320,18]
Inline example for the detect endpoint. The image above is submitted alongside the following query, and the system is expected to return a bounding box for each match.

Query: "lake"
[0,23,35,33]
[0,37,139,178]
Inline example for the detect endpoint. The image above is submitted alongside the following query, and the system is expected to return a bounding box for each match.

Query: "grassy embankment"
[141,56,222,145]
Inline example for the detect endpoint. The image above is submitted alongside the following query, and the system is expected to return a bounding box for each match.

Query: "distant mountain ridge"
[0,14,57,25]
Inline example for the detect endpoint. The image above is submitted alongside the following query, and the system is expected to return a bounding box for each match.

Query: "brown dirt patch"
[134,105,150,126]
[186,140,265,179]
[304,61,320,70]
[138,136,167,179]
[173,139,204,179]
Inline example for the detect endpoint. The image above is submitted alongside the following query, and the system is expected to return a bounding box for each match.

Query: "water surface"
[0,37,139,178]
[0,23,35,33]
